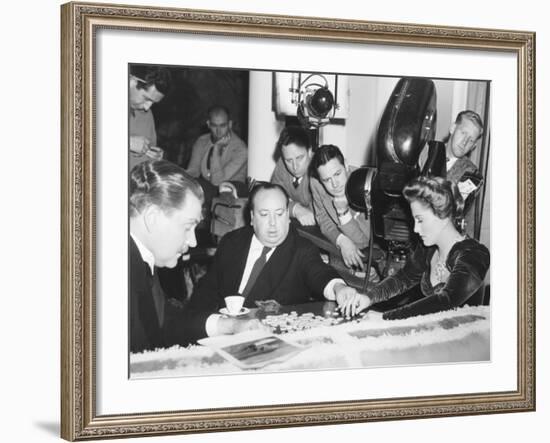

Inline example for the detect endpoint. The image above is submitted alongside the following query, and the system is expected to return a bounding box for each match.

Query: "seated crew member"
[186,183,362,340]
[129,160,208,352]
[129,66,172,170]
[186,105,248,198]
[444,110,484,201]
[339,176,490,320]
[309,144,371,271]
[270,126,315,226]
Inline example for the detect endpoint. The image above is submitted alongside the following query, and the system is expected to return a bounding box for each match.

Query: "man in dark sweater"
[271,126,316,226]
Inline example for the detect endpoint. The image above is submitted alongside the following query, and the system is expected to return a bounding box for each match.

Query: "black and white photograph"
[128,65,492,378]
[54,1,538,441]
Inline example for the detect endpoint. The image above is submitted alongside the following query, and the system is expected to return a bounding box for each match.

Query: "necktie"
[292,177,300,189]
[241,246,271,298]
[206,145,214,171]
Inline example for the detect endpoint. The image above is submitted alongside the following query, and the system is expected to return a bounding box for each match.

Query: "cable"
[362,209,375,294]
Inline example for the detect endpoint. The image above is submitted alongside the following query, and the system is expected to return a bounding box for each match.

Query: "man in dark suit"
[444,110,485,236]
[445,110,484,199]
[130,160,262,352]
[129,160,207,353]
[129,236,209,352]
[186,183,362,339]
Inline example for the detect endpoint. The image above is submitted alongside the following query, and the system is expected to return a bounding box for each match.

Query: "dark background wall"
[137,65,250,167]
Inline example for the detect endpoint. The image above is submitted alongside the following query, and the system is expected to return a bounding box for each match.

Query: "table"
[130,303,490,378]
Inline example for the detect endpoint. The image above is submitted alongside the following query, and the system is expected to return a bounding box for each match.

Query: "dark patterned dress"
[368,239,490,320]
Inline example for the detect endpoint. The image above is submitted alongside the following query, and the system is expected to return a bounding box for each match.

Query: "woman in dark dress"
[339,176,490,320]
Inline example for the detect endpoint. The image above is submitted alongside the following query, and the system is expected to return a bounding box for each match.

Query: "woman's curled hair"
[129,160,203,217]
[403,176,465,229]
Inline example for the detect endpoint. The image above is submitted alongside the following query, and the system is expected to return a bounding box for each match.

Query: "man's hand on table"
[334,283,373,318]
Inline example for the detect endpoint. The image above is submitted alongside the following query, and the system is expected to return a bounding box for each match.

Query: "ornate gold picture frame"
[61,1,535,440]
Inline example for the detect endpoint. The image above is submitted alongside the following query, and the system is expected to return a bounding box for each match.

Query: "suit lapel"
[129,237,163,348]
[138,272,163,346]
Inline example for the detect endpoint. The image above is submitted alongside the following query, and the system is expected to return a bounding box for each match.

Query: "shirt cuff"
[335,233,346,247]
[205,314,222,337]
[323,278,346,300]
[289,200,297,217]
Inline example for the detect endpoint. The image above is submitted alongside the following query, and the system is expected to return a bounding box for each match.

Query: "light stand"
[345,166,377,293]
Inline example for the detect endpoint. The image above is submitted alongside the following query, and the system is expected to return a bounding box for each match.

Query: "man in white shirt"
[129,160,205,352]
[186,105,248,187]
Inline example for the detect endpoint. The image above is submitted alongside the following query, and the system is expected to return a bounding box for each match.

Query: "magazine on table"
[198,330,308,369]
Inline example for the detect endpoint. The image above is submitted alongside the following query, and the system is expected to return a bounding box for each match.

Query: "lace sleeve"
[368,242,428,304]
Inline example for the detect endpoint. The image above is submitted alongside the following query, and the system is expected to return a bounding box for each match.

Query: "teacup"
[224,295,245,315]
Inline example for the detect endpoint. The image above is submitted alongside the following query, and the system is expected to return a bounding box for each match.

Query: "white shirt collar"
[250,233,263,250]
[130,232,155,275]
[250,234,275,257]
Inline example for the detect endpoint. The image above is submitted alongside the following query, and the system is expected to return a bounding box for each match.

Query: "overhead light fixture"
[289,73,338,129]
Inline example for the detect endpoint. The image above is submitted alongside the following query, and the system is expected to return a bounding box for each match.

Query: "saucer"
[219,307,250,317]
